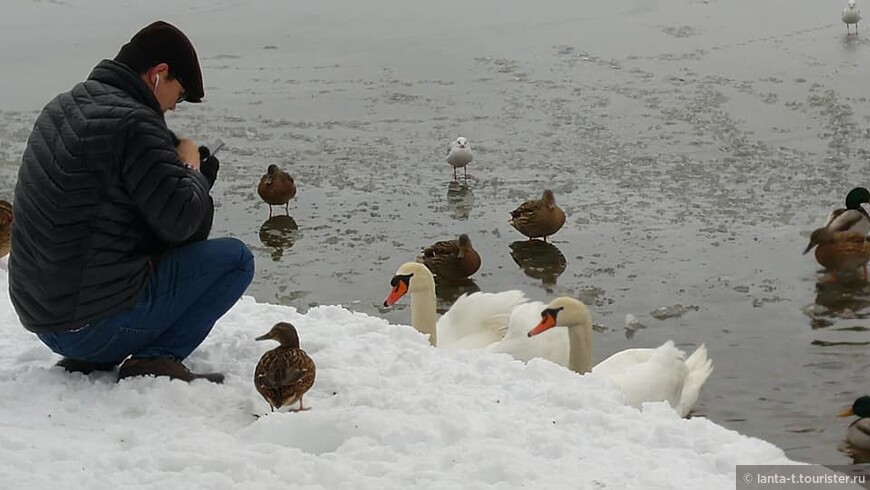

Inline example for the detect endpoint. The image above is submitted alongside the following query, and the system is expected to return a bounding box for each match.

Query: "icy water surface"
[3,0,870,464]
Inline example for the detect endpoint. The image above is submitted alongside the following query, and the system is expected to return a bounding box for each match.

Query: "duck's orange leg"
[290,397,310,412]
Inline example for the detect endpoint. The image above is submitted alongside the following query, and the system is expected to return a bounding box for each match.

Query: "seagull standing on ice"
[446,137,473,181]
[843,0,862,35]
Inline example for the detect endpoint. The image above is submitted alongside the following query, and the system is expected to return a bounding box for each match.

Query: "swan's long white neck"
[567,321,593,374]
[409,274,438,346]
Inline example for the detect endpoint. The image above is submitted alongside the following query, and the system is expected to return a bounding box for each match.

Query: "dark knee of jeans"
[220,237,255,275]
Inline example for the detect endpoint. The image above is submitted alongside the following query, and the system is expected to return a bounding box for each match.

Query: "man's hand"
[198,146,220,189]
[176,138,201,171]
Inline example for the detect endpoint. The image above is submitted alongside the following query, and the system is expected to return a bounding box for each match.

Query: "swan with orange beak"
[384,262,526,348]
[527,297,713,417]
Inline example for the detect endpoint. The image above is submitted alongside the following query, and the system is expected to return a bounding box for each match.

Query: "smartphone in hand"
[208,138,226,156]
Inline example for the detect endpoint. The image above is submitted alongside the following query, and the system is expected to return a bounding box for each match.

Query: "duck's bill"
[528,314,556,337]
[254,333,270,341]
[839,408,855,417]
[383,278,409,306]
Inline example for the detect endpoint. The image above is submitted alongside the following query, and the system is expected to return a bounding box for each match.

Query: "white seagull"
[446,137,473,181]
[843,0,862,35]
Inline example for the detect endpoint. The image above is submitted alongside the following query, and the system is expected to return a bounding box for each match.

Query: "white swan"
[383,262,527,349]
[485,301,569,364]
[527,297,714,417]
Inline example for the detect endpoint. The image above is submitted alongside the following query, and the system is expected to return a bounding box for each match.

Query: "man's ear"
[144,63,170,87]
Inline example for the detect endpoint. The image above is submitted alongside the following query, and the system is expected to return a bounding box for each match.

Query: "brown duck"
[257,164,297,217]
[804,227,870,281]
[254,322,316,412]
[418,233,481,281]
[0,200,12,257]
[509,189,566,242]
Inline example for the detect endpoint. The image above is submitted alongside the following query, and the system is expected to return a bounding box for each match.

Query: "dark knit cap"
[114,21,204,103]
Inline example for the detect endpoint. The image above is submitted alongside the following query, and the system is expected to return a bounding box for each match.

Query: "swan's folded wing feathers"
[437,290,527,347]
[595,341,687,410]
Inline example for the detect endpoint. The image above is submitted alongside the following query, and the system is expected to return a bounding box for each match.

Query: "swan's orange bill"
[528,313,556,337]
[839,408,855,417]
[383,279,409,306]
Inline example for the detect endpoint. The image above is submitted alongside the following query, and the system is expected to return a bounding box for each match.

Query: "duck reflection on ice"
[446,180,474,220]
[809,278,870,328]
[509,240,567,290]
[259,215,299,261]
[434,278,480,314]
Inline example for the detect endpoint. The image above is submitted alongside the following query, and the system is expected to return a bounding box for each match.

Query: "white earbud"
[154,75,160,91]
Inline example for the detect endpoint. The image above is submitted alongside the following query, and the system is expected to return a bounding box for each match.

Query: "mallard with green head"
[822,187,870,235]
[840,396,870,451]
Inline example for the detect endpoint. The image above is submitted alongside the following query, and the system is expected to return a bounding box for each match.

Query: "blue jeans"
[37,237,254,363]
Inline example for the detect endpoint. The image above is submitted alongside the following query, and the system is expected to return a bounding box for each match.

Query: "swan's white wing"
[437,290,528,349]
[592,348,655,378]
[484,301,569,366]
[592,341,687,410]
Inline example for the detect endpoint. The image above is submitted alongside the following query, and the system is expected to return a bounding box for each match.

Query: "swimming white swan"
[383,262,527,349]
[527,297,714,417]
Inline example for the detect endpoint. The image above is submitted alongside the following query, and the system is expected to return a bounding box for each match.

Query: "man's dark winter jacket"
[9,59,213,334]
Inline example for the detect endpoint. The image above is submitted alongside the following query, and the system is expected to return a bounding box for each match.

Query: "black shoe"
[117,357,224,384]
[55,358,117,374]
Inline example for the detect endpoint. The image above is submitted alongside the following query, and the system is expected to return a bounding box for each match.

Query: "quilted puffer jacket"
[9,59,212,334]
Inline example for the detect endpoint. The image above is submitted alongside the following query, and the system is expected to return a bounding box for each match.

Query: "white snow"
[0,270,795,489]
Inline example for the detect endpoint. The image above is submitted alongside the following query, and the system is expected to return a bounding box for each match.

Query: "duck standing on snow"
[0,200,12,271]
[0,200,12,258]
[447,137,473,181]
[254,322,316,412]
[418,233,481,281]
[526,297,714,417]
[840,396,870,451]
[509,189,566,242]
[803,228,870,281]
[383,262,526,348]
[843,0,862,34]
[257,164,297,218]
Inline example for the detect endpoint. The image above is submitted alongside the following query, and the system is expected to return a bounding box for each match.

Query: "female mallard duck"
[509,189,566,242]
[446,137,473,181]
[803,227,870,280]
[821,187,870,235]
[257,164,297,217]
[254,322,316,412]
[418,233,481,281]
[840,396,870,450]
[0,200,12,258]
[526,297,714,417]
[383,262,527,349]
